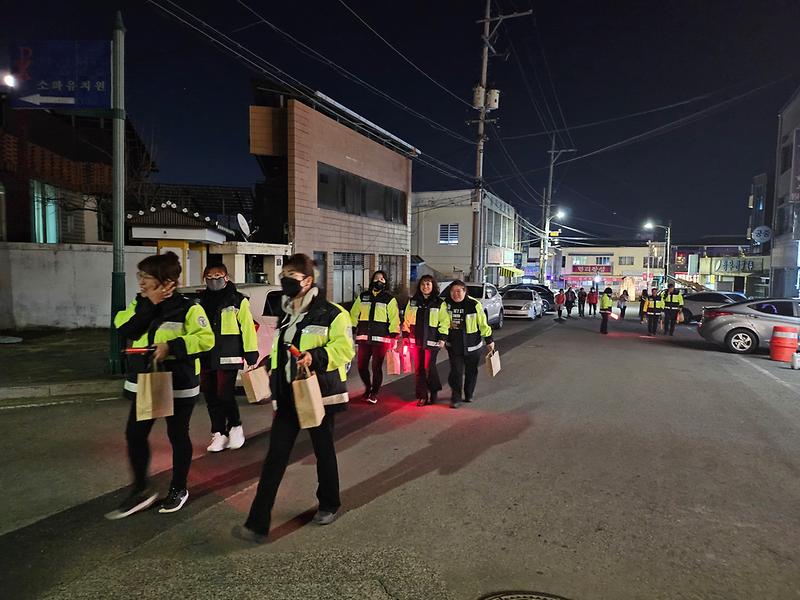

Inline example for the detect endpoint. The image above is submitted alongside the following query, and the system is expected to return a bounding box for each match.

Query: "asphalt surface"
[3,314,800,600]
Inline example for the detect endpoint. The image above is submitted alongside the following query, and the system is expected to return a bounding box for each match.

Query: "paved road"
[2,314,800,600]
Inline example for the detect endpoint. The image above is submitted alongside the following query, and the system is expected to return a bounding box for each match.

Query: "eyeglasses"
[137,271,157,282]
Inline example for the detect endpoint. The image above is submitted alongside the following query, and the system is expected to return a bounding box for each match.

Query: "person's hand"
[437,340,445,349]
[395,339,404,352]
[152,343,169,362]
[487,342,495,353]
[147,280,176,305]
[297,352,312,368]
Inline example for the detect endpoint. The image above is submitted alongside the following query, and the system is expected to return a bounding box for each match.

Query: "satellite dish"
[237,213,251,240]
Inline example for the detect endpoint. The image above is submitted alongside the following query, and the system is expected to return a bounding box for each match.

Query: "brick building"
[249,87,414,304]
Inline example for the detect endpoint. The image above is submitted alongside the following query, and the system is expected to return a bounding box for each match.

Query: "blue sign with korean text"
[11,41,111,110]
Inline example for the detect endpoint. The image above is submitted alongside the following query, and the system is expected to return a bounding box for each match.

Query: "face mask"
[206,277,226,291]
[281,276,303,298]
[371,281,385,292]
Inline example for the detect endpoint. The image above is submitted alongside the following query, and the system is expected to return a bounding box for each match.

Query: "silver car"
[502,288,543,320]
[698,298,800,353]
[440,281,504,329]
[682,291,748,322]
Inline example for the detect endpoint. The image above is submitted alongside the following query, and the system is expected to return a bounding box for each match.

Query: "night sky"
[4,0,799,241]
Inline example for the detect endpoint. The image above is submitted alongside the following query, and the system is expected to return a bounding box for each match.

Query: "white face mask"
[206,277,226,291]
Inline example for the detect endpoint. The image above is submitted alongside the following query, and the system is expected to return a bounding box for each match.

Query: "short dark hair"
[450,279,467,291]
[372,270,389,283]
[138,251,181,284]
[415,274,439,296]
[283,253,316,279]
[203,263,228,278]
[667,282,675,289]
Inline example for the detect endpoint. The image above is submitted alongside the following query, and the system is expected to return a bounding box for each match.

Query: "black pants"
[588,303,597,315]
[578,301,586,316]
[414,346,442,400]
[125,400,195,491]
[647,313,661,335]
[448,350,480,402]
[201,369,240,434]
[664,310,678,335]
[357,343,388,394]
[566,302,575,316]
[639,303,646,321]
[245,411,339,536]
[600,311,610,334]
[619,306,627,319]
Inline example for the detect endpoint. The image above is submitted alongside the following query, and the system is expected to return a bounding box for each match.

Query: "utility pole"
[469,1,531,282]
[539,136,575,284]
[664,219,672,283]
[108,11,126,374]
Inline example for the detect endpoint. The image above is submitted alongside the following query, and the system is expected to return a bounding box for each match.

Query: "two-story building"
[559,241,665,296]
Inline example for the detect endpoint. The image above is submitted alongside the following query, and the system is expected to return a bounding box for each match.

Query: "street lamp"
[644,220,672,283]
[1,73,16,88]
[540,208,566,284]
[554,209,566,221]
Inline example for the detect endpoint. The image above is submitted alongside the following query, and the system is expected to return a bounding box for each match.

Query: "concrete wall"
[412,191,473,277]
[0,242,156,329]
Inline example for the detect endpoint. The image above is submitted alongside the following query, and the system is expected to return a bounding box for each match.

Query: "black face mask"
[281,276,304,298]
[371,281,386,292]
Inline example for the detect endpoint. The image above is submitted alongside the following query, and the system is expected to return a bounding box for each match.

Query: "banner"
[571,265,612,274]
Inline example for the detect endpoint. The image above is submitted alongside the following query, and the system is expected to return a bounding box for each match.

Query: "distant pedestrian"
[350,270,401,404]
[661,283,684,336]
[198,263,259,453]
[107,251,214,519]
[402,275,449,406]
[587,288,599,316]
[554,288,566,321]
[617,289,629,320]
[577,287,587,317]
[638,289,649,323]
[443,280,494,408]
[565,286,577,317]
[599,287,614,334]
[235,254,355,543]
[645,286,664,336]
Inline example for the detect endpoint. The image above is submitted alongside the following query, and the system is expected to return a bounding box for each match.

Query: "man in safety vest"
[350,270,400,404]
[599,287,614,334]
[645,286,665,336]
[661,283,684,336]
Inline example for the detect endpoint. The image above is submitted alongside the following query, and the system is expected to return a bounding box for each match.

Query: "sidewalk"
[0,329,123,400]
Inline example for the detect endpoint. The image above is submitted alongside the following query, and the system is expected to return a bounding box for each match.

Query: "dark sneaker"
[231,524,268,544]
[416,397,428,407]
[158,488,189,513]
[104,487,158,520]
[312,510,338,525]
[429,392,438,405]
[463,397,473,403]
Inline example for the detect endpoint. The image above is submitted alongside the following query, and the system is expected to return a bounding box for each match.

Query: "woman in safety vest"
[402,275,450,407]
[349,270,400,404]
[107,251,215,519]
[234,253,355,543]
[599,287,614,334]
[443,280,495,409]
[198,263,259,453]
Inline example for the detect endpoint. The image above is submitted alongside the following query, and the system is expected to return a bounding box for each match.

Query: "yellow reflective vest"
[115,294,215,401]
[443,296,493,354]
[350,289,401,344]
[198,283,259,370]
[402,294,450,348]
[662,291,684,311]
[599,294,613,312]
[645,296,665,314]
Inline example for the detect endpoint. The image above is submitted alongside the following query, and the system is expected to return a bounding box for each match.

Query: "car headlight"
[522,302,533,310]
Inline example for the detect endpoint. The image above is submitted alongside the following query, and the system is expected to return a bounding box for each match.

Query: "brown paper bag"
[292,365,325,429]
[136,359,174,421]
[386,348,401,375]
[242,366,271,403]
[485,348,501,378]
[399,344,415,374]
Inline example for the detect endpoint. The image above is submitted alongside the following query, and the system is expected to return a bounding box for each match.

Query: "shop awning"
[500,266,524,277]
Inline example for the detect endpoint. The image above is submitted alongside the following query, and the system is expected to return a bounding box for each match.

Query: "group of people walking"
[553,286,615,334]
[640,283,685,336]
[108,252,497,544]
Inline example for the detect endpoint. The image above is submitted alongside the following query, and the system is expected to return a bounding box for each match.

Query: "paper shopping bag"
[136,359,174,421]
[677,309,685,324]
[485,348,501,378]
[292,365,325,429]
[386,348,402,375]
[242,366,271,404]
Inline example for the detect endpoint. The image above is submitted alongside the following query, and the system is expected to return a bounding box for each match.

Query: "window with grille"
[618,256,634,266]
[438,223,459,245]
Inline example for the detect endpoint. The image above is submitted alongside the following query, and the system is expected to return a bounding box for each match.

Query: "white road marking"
[737,357,800,394]
[0,396,119,411]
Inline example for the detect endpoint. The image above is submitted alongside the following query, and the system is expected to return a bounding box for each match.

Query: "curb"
[0,379,124,401]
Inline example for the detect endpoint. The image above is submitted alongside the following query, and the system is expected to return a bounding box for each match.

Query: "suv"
[441,281,504,329]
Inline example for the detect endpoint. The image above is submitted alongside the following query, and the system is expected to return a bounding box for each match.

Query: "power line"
[335,0,473,109]
[235,0,475,145]
[530,14,574,146]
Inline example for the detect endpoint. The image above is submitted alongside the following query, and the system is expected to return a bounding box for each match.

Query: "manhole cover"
[480,593,572,600]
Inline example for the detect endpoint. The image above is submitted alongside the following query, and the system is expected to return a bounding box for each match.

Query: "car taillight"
[703,309,733,320]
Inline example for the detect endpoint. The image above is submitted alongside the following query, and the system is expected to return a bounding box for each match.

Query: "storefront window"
[30,180,59,244]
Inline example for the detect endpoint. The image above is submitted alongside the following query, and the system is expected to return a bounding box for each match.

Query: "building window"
[571,256,588,265]
[379,254,404,293]
[317,162,406,224]
[595,256,610,265]
[643,256,664,268]
[618,256,634,266]
[438,223,459,245]
[780,144,793,174]
[332,252,368,304]
[30,180,59,243]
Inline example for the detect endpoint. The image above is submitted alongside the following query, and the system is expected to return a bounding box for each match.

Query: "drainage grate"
[479,593,573,600]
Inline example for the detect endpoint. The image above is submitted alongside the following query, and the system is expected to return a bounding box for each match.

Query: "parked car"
[682,291,749,322]
[502,288,543,320]
[698,298,800,353]
[440,281,504,329]
[501,283,555,313]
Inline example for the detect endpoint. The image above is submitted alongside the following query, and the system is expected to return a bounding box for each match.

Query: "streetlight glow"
[644,221,654,230]
[555,209,566,220]
[2,73,16,88]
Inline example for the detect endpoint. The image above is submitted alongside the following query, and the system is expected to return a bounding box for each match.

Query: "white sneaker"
[227,425,245,450]
[207,432,228,452]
